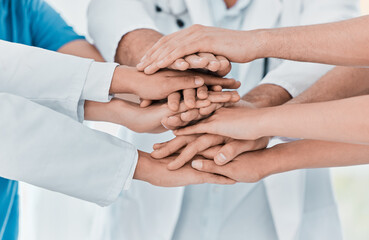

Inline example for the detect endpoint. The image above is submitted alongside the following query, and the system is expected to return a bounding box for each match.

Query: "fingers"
[215,137,269,165]
[191,159,230,177]
[199,103,223,116]
[169,58,190,71]
[173,118,213,136]
[214,140,248,165]
[183,89,196,109]
[151,135,198,159]
[167,92,181,111]
[167,134,226,170]
[169,76,204,95]
[212,85,223,92]
[181,109,200,122]
[197,85,208,100]
[207,91,240,103]
[140,99,152,108]
[184,54,209,69]
[197,53,221,72]
[198,146,222,159]
[201,75,240,89]
[215,56,232,77]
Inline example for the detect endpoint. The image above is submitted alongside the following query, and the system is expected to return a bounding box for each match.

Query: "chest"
[0,0,32,45]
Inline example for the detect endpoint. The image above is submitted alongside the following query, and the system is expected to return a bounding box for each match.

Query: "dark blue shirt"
[0,0,84,239]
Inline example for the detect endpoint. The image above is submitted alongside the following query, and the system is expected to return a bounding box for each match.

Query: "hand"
[173,100,268,140]
[157,53,232,77]
[133,151,235,187]
[190,146,273,183]
[137,25,265,74]
[110,66,240,104]
[161,102,224,130]
[116,29,231,76]
[152,134,269,170]
[84,98,209,134]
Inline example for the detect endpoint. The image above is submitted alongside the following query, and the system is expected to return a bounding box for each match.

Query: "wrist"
[256,29,282,59]
[110,65,137,95]
[133,151,152,183]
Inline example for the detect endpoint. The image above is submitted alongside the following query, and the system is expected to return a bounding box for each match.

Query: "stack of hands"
[85,26,280,187]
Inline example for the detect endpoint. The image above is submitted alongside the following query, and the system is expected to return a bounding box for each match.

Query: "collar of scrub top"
[155,0,188,28]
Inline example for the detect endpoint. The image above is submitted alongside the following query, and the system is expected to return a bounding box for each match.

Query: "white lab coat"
[88,0,359,239]
[0,40,138,206]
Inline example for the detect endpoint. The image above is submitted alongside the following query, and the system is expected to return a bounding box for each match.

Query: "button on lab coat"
[0,40,138,206]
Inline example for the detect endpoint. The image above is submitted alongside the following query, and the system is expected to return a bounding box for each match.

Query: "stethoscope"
[154,1,270,78]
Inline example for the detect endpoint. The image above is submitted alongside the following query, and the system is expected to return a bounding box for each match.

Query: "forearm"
[261,140,369,178]
[242,84,292,108]
[289,66,369,104]
[257,15,369,66]
[84,99,140,129]
[259,95,369,144]
[115,28,163,66]
[58,39,105,62]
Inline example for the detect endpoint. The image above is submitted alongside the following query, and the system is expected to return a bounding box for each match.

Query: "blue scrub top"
[0,0,84,239]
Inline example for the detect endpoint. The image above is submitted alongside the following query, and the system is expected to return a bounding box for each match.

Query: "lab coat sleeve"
[259,0,360,97]
[88,0,158,62]
[0,92,138,206]
[0,40,118,122]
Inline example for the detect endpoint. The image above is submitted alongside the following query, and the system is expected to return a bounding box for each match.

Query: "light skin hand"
[139,16,369,72]
[133,151,235,187]
[84,98,198,134]
[190,145,272,183]
[109,65,240,103]
[137,25,264,73]
[193,140,369,180]
[152,134,269,170]
[116,28,233,108]
[163,89,241,130]
[173,101,267,140]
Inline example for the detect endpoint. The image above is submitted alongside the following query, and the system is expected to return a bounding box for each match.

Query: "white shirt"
[0,40,137,206]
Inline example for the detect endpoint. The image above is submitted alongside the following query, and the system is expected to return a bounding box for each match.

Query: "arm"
[0,40,116,122]
[175,95,369,144]
[0,93,137,206]
[0,93,233,205]
[258,95,369,145]
[289,66,369,104]
[58,39,105,62]
[191,139,369,182]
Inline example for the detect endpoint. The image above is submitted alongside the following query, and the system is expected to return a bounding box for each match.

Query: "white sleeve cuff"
[122,149,138,190]
[99,142,138,206]
[81,62,118,102]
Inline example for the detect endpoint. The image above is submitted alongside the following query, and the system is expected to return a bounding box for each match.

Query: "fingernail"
[192,160,203,169]
[195,77,203,86]
[216,153,227,163]
[161,122,169,129]
[137,62,144,69]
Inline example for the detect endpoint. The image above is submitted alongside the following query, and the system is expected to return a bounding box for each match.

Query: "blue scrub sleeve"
[28,0,85,51]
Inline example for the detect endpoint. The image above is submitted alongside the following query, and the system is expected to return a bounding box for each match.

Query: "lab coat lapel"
[184,0,214,26]
[238,0,282,83]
